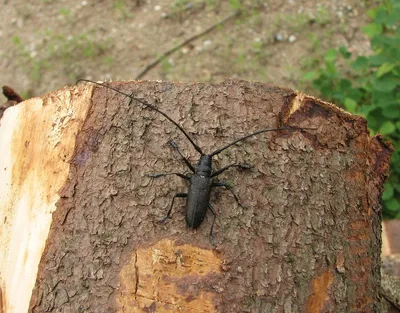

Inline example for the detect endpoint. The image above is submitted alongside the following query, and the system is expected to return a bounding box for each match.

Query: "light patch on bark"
[291,93,353,118]
[0,85,93,313]
[306,270,334,312]
[117,238,222,312]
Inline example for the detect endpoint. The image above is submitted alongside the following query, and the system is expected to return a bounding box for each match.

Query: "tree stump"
[0,80,392,313]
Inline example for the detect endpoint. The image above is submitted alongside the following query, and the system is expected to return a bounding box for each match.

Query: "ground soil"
[0,0,376,100]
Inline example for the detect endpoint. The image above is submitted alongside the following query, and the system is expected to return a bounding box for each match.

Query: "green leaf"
[351,56,369,71]
[331,91,345,103]
[346,88,363,102]
[324,48,338,63]
[339,46,351,59]
[382,183,394,200]
[229,0,241,10]
[338,79,352,90]
[367,8,378,19]
[376,62,395,77]
[396,121,400,130]
[372,91,398,106]
[385,198,400,212]
[344,98,357,112]
[374,8,388,25]
[12,35,21,45]
[368,54,388,66]
[380,121,396,134]
[362,23,383,38]
[325,62,337,76]
[386,11,399,26]
[370,74,399,92]
[382,106,400,119]
[303,71,319,81]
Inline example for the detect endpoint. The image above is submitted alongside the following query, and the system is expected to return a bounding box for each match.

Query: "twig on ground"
[135,10,241,80]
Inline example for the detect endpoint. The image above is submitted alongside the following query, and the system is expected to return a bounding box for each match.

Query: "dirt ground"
[0,0,376,101]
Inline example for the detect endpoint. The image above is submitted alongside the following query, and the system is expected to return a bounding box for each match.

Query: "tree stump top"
[0,80,392,313]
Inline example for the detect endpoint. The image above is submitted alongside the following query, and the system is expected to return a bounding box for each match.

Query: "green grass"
[12,30,113,83]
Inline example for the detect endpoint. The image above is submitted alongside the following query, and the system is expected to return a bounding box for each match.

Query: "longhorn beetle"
[77,79,312,245]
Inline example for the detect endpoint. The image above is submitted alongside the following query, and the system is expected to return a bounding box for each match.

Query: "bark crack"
[134,251,139,300]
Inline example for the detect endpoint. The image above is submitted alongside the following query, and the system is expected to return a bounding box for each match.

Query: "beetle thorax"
[196,155,212,176]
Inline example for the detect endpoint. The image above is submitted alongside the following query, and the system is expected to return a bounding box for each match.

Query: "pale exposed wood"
[0,85,93,313]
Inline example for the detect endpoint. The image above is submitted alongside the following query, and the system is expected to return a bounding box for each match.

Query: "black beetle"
[77,80,310,245]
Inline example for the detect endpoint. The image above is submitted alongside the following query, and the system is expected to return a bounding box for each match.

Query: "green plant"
[205,0,219,7]
[12,35,50,82]
[229,0,242,10]
[59,7,71,19]
[160,57,173,76]
[113,0,134,20]
[168,0,208,21]
[314,6,331,26]
[12,31,113,84]
[303,0,400,218]
[102,55,114,66]
[170,0,190,18]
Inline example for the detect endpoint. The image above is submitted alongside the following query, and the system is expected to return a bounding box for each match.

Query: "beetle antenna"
[209,126,313,157]
[77,79,204,155]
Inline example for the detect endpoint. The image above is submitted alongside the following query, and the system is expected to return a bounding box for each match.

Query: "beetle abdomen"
[185,175,212,229]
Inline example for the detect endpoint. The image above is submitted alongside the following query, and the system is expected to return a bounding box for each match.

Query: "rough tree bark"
[0,80,392,313]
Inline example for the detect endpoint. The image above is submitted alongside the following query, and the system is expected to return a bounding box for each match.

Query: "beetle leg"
[168,140,196,173]
[212,181,248,210]
[211,162,253,177]
[147,172,191,181]
[160,193,187,223]
[208,203,217,247]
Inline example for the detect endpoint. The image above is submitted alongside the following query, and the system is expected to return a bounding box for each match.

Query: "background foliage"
[304,0,400,218]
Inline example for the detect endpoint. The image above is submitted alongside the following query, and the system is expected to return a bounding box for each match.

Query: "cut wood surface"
[0,80,392,313]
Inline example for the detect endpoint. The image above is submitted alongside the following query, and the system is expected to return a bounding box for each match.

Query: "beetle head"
[196,155,212,176]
